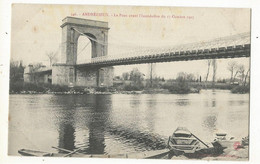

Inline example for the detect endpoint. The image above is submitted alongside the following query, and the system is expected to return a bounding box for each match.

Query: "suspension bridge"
[74,28,250,68]
[24,17,250,87]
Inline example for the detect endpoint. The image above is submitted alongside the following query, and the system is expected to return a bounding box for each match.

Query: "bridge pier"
[52,64,113,87]
[76,66,114,87]
[52,64,75,86]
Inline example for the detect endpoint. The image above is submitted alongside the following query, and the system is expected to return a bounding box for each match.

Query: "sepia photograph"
[8,4,250,161]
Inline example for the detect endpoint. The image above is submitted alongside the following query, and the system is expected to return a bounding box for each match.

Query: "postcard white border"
[1,0,260,164]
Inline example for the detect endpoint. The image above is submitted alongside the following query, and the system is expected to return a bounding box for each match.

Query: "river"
[8,89,249,156]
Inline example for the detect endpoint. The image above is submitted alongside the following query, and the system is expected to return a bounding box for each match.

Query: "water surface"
[8,90,249,155]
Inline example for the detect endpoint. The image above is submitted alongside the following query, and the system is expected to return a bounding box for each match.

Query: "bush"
[49,84,70,92]
[10,82,46,93]
[201,84,232,90]
[9,81,24,93]
[123,84,144,91]
[231,85,250,94]
[95,87,108,92]
[23,83,45,92]
[9,82,71,93]
[168,85,191,94]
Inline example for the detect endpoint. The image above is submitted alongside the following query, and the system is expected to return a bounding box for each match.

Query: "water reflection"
[55,95,112,154]
[130,95,141,109]
[175,99,190,106]
[58,124,75,151]
[238,100,245,105]
[204,99,216,108]
[212,99,216,107]
[203,115,217,131]
[87,120,105,154]
[52,96,77,152]
[85,95,111,154]
[229,100,246,106]
[145,95,157,132]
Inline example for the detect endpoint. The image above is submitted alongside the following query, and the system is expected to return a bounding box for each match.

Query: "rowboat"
[18,147,170,159]
[18,149,55,157]
[167,127,202,155]
[213,132,242,150]
[167,127,224,158]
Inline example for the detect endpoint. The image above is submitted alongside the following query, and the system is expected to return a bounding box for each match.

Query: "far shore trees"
[129,68,144,86]
[212,59,217,87]
[122,72,129,80]
[120,68,145,91]
[227,61,249,85]
[243,68,250,86]
[205,60,211,82]
[10,59,25,83]
[227,61,237,83]
[46,51,58,67]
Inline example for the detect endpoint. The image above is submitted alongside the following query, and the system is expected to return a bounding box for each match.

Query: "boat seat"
[171,137,197,140]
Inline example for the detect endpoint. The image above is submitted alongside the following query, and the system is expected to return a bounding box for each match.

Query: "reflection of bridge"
[24,17,250,87]
[55,94,220,154]
[56,94,167,154]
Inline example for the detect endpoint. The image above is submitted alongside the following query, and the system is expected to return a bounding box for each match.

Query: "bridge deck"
[76,44,250,68]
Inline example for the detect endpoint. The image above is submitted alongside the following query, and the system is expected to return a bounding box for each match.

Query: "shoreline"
[9,88,249,95]
[9,81,249,95]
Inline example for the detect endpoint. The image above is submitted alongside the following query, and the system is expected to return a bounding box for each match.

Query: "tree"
[238,64,245,83]
[148,63,156,87]
[129,68,144,85]
[186,73,196,82]
[212,59,217,86]
[31,62,44,72]
[243,68,250,86]
[205,60,211,82]
[114,76,121,80]
[171,72,190,94]
[176,72,187,82]
[176,72,196,82]
[10,59,25,83]
[162,77,165,82]
[227,61,238,83]
[46,51,57,67]
[122,72,129,80]
[233,69,239,83]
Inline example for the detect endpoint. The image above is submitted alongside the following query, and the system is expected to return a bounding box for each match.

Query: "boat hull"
[18,148,171,159]
[167,127,201,155]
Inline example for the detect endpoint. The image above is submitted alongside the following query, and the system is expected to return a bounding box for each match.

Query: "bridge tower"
[52,17,113,87]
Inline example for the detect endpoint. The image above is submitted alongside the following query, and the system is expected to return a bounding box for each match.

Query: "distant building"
[24,64,52,84]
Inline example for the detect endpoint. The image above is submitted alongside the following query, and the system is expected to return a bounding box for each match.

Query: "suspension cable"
[77,41,91,57]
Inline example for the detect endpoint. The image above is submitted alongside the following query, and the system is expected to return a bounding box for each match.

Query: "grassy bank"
[9,82,250,94]
[10,82,116,94]
[231,85,250,94]
[162,85,200,94]
[10,82,69,93]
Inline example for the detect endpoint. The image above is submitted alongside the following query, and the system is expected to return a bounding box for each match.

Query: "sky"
[11,4,250,80]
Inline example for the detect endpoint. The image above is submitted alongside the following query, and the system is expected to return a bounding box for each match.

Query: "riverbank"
[170,139,249,161]
[17,145,248,160]
[170,146,248,161]
[9,82,249,95]
[9,87,200,95]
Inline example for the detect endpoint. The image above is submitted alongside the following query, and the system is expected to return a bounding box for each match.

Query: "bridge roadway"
[76,44,250,68]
